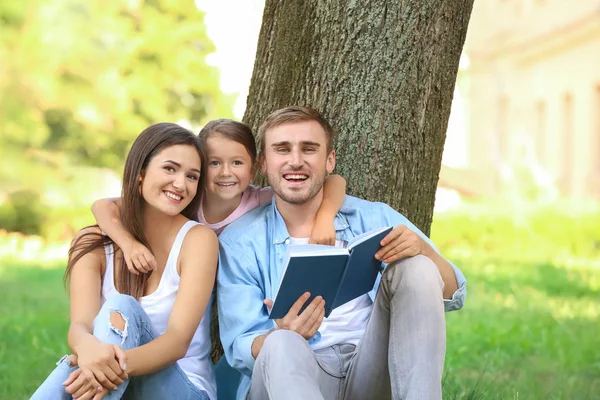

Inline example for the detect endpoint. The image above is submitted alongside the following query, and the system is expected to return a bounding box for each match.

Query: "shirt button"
[285,239,290,244]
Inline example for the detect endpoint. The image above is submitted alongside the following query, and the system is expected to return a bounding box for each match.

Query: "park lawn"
[1,207,599,399]
[442,257,600,399]
[433,205,600,400]
[0,261,70,399]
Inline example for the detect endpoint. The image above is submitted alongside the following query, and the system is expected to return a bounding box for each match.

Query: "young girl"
[32,123,218,400]
[91,119,346,276]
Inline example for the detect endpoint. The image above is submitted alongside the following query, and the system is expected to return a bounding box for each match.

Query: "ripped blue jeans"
[31,293,210,400]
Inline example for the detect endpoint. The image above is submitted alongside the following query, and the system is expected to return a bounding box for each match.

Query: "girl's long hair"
[64,123,206,299]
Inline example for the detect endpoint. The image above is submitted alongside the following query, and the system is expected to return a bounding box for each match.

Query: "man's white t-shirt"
[288,237,373,350]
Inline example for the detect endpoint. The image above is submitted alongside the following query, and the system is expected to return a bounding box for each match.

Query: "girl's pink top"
[198,185,273,235]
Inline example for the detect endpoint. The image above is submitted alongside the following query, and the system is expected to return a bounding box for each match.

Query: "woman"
[32,123,218,400]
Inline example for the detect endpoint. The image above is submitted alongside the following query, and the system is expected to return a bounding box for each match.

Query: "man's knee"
[386,255,444,293]
[262,330,307,355]
[254,329,318,387]
[256,330,313,369]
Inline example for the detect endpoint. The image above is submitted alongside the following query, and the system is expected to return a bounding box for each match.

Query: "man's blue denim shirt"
[217,195,467,400]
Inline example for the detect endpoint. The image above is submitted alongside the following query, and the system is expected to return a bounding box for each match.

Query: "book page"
[347,226,392,250]
[288,244,348,257]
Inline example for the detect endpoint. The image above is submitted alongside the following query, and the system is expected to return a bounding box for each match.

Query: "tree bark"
[243,0,474,235]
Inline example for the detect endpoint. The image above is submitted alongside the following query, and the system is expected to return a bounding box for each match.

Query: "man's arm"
[376,224,458,298]
[373,205,466,308]
[421,245,458,298]
[217,239,275,375]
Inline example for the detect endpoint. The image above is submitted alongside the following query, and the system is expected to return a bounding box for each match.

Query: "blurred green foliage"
[432,199,600,263]
[0,0,234,235]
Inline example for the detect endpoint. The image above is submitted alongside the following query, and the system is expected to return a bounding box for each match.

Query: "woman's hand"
[66,342,128,396]
[308,214,337,246]
[63,368,107,400]
[123,240,157,275]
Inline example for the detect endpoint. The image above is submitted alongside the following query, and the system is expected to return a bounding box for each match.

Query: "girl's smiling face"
[204,134,254,202]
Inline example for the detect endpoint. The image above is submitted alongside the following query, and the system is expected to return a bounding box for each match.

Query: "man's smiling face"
[261,120,335,205]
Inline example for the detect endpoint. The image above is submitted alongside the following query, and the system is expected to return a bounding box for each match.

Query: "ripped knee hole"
[110,311,126,330]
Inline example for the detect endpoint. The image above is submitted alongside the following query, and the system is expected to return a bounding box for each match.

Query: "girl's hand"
[70,341,128,392]
[124,240,157,275]
[308,214,337,246]
[375,224,431,264]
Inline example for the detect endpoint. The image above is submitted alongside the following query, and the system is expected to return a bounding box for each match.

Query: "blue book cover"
[269,226,392,319]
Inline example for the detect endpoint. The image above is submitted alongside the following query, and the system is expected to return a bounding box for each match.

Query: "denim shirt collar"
[269,196,351,245]
[270,201,290,245]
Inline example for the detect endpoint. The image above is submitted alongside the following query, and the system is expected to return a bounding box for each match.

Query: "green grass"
[0,261,70,399]
[441,258,600,399]
[1,203,599,399]
[433,203,600,400]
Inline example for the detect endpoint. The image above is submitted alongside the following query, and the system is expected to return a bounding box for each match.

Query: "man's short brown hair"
[257,106,337,156]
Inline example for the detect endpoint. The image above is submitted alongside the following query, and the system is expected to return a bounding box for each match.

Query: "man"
[217,106,467,400]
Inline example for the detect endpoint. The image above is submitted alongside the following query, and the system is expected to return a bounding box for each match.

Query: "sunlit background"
[1,1,599,399]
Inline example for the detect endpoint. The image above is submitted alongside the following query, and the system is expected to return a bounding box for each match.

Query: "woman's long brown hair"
[64,123,207,299]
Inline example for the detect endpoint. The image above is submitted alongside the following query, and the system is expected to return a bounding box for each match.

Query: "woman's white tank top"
[101,220,216,399]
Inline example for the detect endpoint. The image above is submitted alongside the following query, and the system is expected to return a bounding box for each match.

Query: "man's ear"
[326,150,336,174]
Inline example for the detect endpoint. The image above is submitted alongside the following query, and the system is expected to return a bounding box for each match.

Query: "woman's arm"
[309,174,347,245]
[91,198,156,274]
[66,228,128,394]
[123,225,219,376]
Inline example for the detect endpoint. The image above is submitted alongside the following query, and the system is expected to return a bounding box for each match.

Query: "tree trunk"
[243,0,474,235]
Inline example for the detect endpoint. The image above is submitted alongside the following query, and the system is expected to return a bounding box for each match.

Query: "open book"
[269,226,393,319]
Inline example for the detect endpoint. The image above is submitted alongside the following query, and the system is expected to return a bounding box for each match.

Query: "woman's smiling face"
[140,144,202,215]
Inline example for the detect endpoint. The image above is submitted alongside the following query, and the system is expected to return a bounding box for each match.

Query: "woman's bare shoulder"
[184,223,218,246]
[70,226,108,263]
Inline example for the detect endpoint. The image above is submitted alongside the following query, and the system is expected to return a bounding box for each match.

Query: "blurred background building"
[440,0,600,200]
